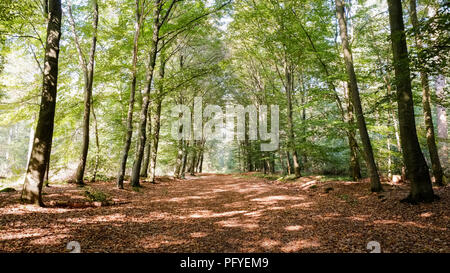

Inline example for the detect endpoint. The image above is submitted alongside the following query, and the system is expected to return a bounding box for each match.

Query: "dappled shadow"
[0,173,449,253]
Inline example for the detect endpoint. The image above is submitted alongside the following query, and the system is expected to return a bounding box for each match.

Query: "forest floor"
[0,173,448,253]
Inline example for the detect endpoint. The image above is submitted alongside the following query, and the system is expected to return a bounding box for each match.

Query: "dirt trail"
[0,174,448,252]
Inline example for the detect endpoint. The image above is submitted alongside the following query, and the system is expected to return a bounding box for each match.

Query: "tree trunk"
[21,0,62,206]
[189,144,197,176]
[387,0,435,202]
[174,95,184,178]
[90,97,100,182]
[149,58,166,183]
[140,108,152,177]
[279,152,287,175]
[435,74,448,178]
[344,83,362,181]
[69,0,99,186]
[409,0,443,186]
[198,147,204,174]
[174,138,184,179]
[181,140,188,179]
[300,72,308,168]
[284,62,301,178]
[130,0,163,187]
[117,0,144,189]
[335,0,382,192]
[285,151,292,175]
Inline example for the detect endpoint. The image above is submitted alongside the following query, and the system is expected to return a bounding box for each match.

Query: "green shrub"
[0,187,16,193]
[277,174,297,182]
[83,187,109,202]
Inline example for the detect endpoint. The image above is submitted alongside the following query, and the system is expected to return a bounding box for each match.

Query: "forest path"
[0,173,448,252]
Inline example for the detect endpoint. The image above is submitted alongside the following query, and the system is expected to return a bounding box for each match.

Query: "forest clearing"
[0,0,449,256]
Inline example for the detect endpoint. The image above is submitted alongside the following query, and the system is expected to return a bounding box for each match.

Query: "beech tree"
[21,0,62,206]
[409,0,443,186]
[68,0,99,186]
[116,0,149,189]
[387,0,435,203]
[335,0,382,192]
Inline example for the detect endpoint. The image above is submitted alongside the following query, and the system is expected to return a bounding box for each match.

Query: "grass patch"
[276,174,297,182]
[83,187,109,203]
[251,173,280,181]
[237,173,281,181]
[319,175,352,182]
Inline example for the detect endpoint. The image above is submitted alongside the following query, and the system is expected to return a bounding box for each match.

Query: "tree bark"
[149,58,166,183]
[21,0,62,206]
[180,140,188,179]
[284,62,301,178]
[69,0,99,186]
[174,139,183,178]
[140,108,152,177]
[387,0,435,202]
[90,97,100,182]
[335,0,382,192]
[343,83,362,180]
[117,0,145,189]
[130,0,177,187]
[285,151,292,175]
[409,0,443,186]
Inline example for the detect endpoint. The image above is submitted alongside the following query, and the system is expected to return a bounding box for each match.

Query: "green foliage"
[83,187,109,203]
[277,174,297,182]
[0,187,16,193]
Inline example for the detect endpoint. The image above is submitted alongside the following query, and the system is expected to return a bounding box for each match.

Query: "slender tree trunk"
[286,151,292,175]
[335,0,382,192]
[117,0,144,189]
[149,58,166,183]
[388,0,435,202]
[174,94,184,178]
[198,147,204,173]
[174,138,184,178]
[130,0,163,187]
[279,152,287,175]
[300,73,308,168]
[409,0,443,186]
[181,140,188,179]
[21,0,62,206]
[140,108,152,177]
[197,141,205,173]
[284,62,301,178]
[189,145,197,176]
[244,129,252,172]
[435,75,448,179]
[69,0,99,186]
[90,98,100,182]
[344,83,362,180]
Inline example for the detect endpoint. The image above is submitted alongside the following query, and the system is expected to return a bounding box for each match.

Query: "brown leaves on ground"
[0,174,448,253]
